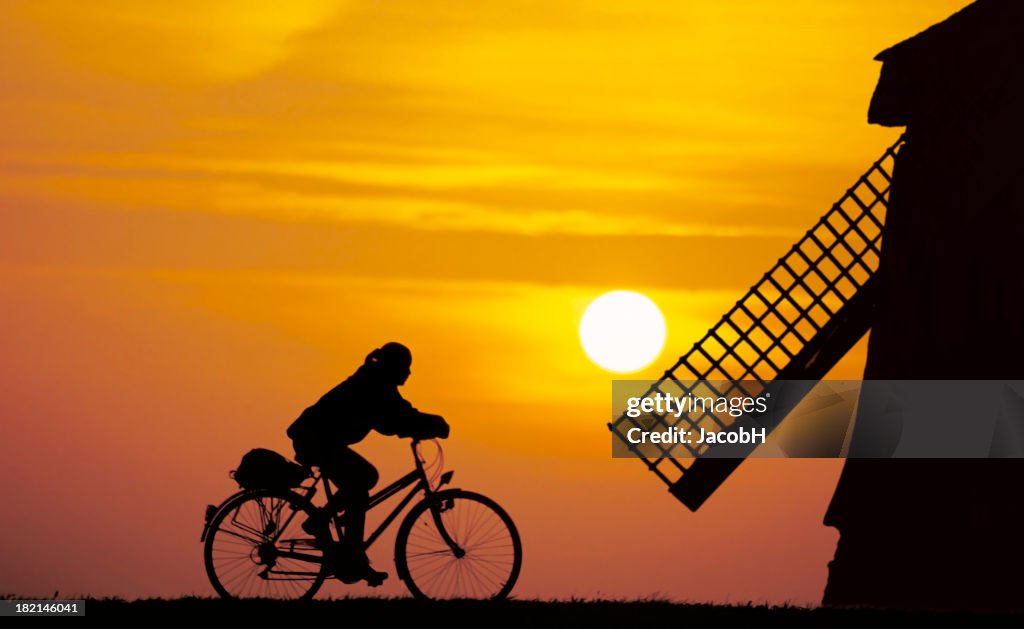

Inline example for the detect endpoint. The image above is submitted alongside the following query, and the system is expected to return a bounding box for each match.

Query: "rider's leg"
[337,487,369,556]
[292,441,333,541]
[323,447,387,584]
[327,447,378,551]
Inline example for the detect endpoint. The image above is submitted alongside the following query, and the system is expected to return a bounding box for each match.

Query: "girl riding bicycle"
[287,342,449,585]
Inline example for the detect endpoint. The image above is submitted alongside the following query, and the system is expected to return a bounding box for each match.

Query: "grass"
[14,596,1019,624]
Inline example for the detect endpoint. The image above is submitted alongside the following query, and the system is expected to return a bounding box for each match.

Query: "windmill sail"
[608,136,903,511]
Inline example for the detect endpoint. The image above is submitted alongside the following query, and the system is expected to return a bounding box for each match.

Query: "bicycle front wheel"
[395,489,522,600]
[204,489,328,600]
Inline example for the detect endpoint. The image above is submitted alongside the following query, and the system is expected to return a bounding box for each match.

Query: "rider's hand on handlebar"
[432,414,450,439]
[409,412,448,440]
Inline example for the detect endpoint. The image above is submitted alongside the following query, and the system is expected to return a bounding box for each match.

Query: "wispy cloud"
[0,1,968,264]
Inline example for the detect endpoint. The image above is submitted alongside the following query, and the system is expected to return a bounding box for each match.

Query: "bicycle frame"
[202,440,458,580]
[311,440,455,550]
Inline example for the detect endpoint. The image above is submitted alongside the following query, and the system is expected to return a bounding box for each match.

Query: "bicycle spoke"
[400,493,520,600]
[205,491,325,600]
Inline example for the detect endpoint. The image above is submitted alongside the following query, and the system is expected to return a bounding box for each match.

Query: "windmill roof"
[875,0,1023,62]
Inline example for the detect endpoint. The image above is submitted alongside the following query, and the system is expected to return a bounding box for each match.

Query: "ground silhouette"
[57,597,1024,624]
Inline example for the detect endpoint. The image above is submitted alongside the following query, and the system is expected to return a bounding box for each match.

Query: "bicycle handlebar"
[412,439,445,488]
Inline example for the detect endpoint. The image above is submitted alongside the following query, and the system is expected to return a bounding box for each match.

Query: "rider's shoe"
[321,542,355,582]
[334,564,388,586]
[332,563,364,584]
[301,511,330,542]
[327,543,389,586]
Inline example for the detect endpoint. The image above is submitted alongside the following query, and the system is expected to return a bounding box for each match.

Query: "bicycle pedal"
[364,572,388,587]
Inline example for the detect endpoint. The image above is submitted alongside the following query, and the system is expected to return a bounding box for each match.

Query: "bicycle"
[200,439,522,600]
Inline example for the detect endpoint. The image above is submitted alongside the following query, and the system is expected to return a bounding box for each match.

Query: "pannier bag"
[231,448,310,490]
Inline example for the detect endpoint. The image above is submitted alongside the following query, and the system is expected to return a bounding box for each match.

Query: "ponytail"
[363,342,412,368]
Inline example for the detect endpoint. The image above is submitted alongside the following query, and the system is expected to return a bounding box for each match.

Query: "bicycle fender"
[199,489,249,542]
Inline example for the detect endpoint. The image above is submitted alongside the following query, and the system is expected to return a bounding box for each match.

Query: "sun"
[579,290,667,373]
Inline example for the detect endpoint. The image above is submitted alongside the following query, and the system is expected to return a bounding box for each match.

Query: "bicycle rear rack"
[608,136,903,511]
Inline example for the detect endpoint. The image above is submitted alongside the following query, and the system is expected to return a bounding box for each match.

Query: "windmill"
[608,136,903,511]
[610,1,1024,610]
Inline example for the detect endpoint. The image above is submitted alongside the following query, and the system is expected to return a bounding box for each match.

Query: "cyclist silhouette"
[287,342,449,585]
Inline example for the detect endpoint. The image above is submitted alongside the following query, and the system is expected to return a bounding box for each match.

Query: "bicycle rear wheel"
[395,489,522,600]
[204,489,328,600]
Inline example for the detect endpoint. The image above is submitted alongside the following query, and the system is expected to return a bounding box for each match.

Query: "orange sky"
[0,1,969,603]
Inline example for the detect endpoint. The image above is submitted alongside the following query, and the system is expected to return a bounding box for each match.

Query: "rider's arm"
[375,389,450,439]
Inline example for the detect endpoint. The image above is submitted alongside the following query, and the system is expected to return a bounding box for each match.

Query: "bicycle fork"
[430,497,466,558]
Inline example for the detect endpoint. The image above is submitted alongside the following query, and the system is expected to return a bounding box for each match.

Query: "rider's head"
[364,342,413,385]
